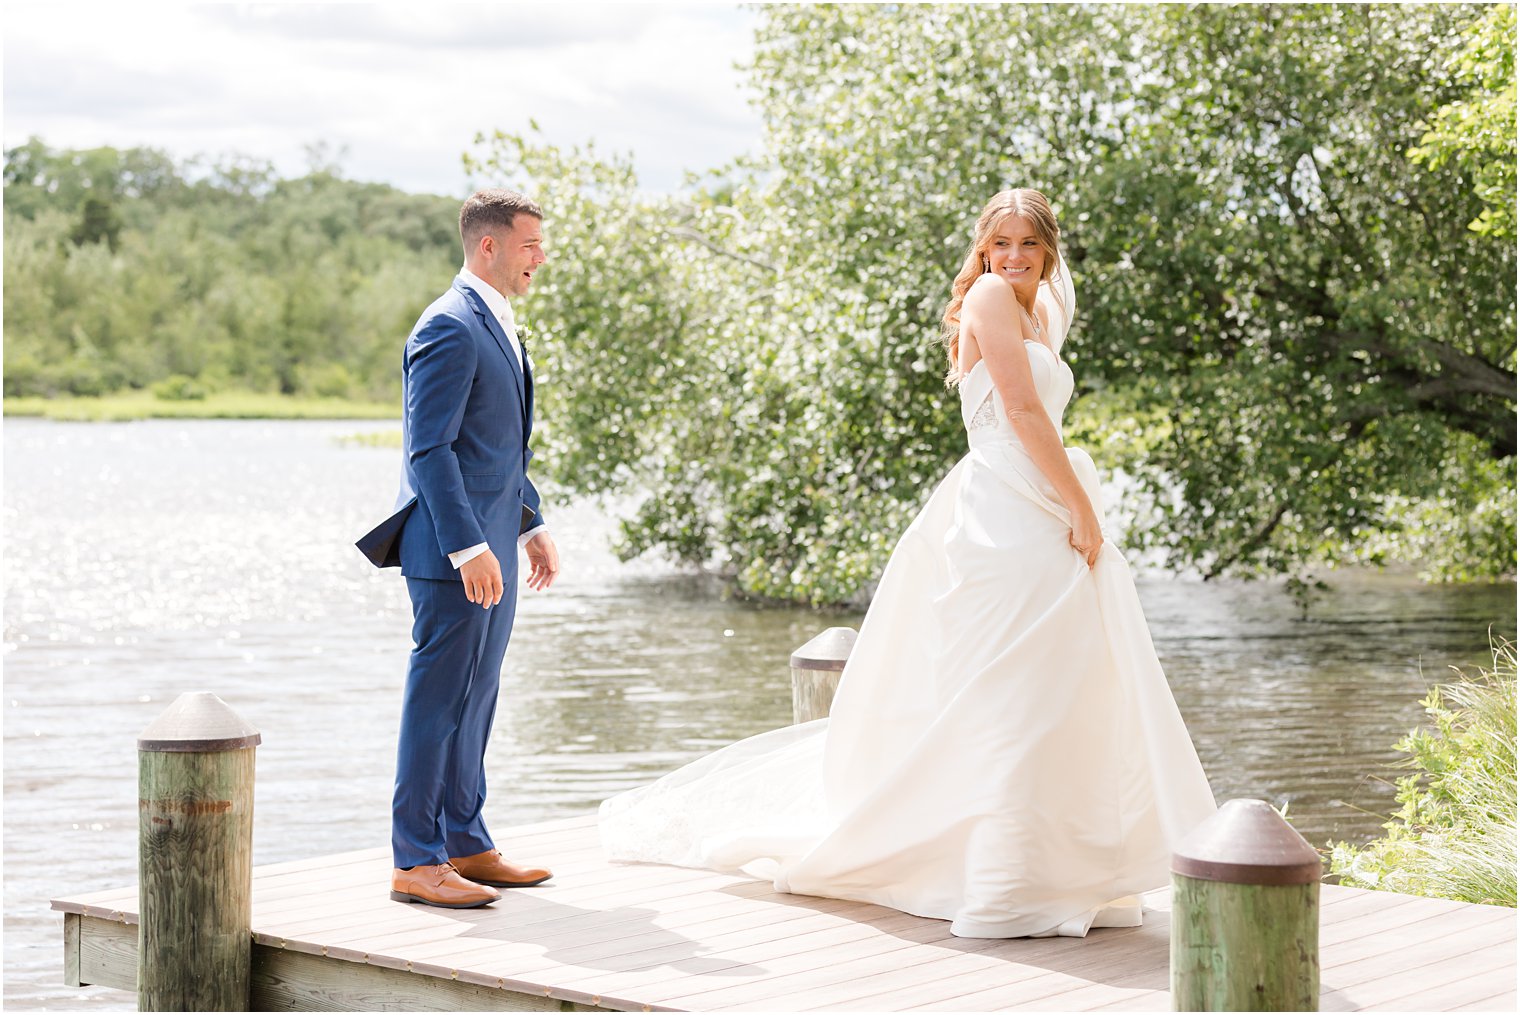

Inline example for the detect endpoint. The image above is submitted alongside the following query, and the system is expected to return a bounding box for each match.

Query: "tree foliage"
[3,138,459,401]
[481,3,1513,602]
[1410,4,1518,239]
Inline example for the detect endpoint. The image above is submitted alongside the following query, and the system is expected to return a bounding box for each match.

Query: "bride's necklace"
[1019,301,1043,338]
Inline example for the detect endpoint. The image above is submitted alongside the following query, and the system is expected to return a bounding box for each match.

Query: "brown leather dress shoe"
[390,862,501,908]
[449,849,553,888]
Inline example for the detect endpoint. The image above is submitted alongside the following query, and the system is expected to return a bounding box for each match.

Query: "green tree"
[4,138,185,224]
[69,194,123,250]
[3,139,459,401]
[1409,4,1517,239]
[476,3,1514,604]
[748,3,1515,583]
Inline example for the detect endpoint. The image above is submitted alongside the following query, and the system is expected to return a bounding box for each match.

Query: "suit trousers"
[393,575,518,868]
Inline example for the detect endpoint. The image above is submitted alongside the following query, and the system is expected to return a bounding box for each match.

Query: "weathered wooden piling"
[137,693,260,1011]
[1170,798,1323,1012]
[789,627,857,723]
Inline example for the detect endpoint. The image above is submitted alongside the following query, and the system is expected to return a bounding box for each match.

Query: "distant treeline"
[3,138,457,402]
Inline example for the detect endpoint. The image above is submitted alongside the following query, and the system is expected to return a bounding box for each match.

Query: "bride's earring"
[982,256,990,273]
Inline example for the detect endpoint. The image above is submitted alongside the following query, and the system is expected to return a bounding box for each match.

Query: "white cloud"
[2,2,763,196]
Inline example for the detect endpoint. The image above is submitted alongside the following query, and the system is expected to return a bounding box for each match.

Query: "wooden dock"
[54,814,1516,1011]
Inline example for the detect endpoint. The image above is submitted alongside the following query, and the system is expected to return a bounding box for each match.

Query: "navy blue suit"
[366,277,543,869]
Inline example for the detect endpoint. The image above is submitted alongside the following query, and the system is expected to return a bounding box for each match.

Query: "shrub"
[304,362,354,399]
[3,352,44,397]
[54,355,114,397]
[1328,637,1517,907]
[151,374,208,401]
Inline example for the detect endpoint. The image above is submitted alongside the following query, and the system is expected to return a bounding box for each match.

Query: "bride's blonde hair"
[940,189,1063,384]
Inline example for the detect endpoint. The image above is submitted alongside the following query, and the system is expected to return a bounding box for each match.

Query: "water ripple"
[3,418,1513,1010]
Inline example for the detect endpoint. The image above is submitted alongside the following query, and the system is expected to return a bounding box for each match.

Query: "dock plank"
[626,905,974,1005]
[52,812,1515,1012]
[911,935,1171,1012]
[755,926,1157,1011]
[1329,920,1516,1011]
[388,891,869,988]
[610,907,940,1005]
[1452,990,1519,1012]
[650,904,1160,1011]
[831,927,1160,1012]
[393,883,842,978]
[1391,954,1516,1012]
[1321,903,1512,968]
[730,935,1053,1012]
[313,868,791,960]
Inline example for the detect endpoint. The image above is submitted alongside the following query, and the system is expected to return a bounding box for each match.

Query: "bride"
[599,189,1217,939]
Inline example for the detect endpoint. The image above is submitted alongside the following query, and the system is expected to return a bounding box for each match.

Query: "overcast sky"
[3,2,764,196]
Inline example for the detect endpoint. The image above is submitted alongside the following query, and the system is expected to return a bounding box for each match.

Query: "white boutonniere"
[515,325,533,369]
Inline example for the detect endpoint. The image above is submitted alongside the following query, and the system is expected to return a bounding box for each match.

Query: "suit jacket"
[356,277,542,578]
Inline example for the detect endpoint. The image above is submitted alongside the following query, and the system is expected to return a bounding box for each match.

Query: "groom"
[357,189,559,909]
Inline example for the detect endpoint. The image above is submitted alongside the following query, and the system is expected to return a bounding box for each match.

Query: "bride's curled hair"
[940,189,1063,385]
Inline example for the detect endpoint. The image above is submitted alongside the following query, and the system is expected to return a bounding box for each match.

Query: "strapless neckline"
[961,340,1066,385]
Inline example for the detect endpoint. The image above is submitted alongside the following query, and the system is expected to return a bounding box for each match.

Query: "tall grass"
[1329,637,1517,907]
[334,430,404,449]
[4,391,399,421]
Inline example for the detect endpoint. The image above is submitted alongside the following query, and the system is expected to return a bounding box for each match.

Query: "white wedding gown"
[599,265,1217,938]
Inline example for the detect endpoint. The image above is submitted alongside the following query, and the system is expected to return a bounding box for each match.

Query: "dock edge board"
[61,912,623,1013]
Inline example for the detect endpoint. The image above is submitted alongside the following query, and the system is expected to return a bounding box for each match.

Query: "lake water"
[3,418,1513,1009]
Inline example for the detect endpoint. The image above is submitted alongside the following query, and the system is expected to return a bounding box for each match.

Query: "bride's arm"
[963,277,1102,558]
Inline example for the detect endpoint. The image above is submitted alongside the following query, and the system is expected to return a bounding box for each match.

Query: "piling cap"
[1171,798,1323,886]
[790,627,858,672]
[138,692,262,753]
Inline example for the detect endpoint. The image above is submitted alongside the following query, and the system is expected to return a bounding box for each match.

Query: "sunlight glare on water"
[3,418,1513,1009]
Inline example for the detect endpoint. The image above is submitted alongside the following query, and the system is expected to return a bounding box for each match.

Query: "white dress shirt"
[447,268,546,569]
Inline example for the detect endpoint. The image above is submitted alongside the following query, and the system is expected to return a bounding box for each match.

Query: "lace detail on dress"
[967,393,998,432]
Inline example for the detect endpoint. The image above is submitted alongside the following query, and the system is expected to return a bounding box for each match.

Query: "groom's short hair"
[460,189,543,250]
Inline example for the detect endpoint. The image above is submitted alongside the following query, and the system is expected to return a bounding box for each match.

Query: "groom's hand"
[459,550,504,608]
[524,532,559,591]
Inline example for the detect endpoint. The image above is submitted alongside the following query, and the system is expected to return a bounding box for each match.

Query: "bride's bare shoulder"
[964,274,1016,312]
